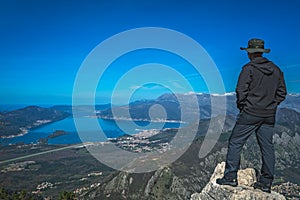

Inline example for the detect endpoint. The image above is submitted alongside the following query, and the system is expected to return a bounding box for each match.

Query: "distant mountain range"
[98,93,300,122]
[1,93,298,139]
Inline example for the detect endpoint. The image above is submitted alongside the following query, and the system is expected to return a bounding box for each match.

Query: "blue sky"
[0,0,300,105]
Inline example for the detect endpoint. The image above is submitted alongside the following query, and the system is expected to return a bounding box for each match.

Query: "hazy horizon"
[0,92,299,109]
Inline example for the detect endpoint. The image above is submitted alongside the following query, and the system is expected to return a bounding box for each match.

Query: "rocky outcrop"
[191,162,286,200]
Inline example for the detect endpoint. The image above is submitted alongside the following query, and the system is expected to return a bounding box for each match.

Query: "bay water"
[0,117,181,145]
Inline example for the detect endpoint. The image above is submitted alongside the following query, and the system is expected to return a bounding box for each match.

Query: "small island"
[47,130,69,139]
[38,130,69,144]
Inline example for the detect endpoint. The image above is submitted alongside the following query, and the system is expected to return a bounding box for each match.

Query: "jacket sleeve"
[275,71,287,105]
[235,65,252,111]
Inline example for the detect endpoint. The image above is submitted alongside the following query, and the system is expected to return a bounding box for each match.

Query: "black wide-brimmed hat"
[240,38,270,53]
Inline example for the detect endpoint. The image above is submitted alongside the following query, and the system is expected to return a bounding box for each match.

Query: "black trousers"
[224,111,275,185]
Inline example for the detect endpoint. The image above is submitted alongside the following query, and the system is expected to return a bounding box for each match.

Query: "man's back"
[236,57,286,117]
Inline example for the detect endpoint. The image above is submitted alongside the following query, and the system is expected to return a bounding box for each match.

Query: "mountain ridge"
[98,93,300,122]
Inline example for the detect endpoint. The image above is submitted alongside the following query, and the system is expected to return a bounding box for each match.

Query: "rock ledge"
[191,162,286,200]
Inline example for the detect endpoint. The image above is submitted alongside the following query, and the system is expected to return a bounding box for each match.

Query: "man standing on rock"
[216,38,287,193]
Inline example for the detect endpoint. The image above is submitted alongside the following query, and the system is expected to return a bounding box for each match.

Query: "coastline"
[0,116,183,146]
[0,128,29,139]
